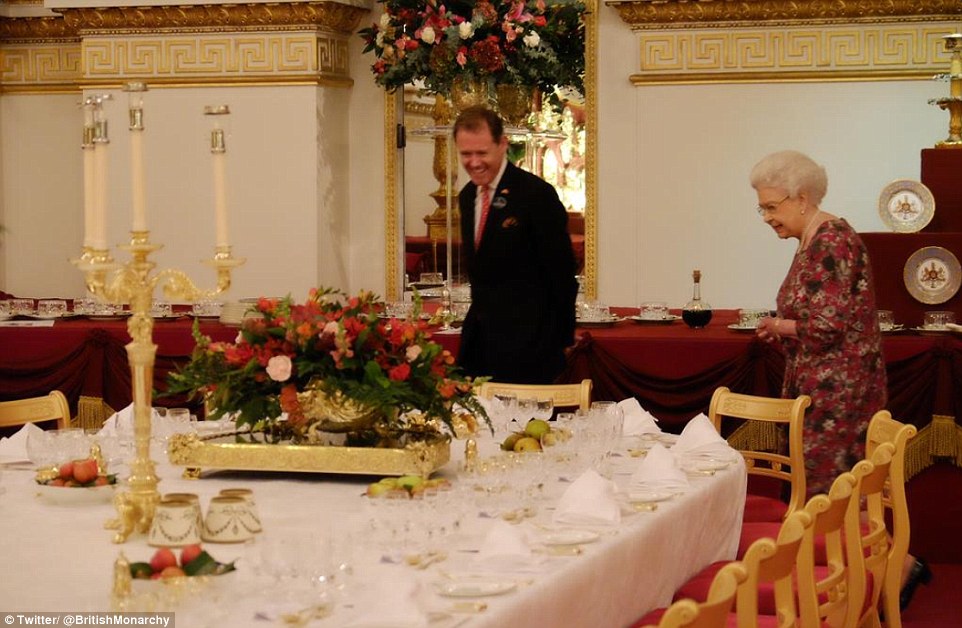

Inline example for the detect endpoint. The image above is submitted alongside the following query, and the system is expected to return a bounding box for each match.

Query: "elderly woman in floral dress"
[750,150,887,496]
[750,150,934,608]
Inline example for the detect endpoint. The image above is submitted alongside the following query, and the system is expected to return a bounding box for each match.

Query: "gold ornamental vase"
[296,384,382,433]
[495,84,535,126]
[450,78,491,112]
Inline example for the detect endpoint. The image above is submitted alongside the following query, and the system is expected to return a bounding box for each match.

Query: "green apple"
[513,436,543,453]
[366,482,394,498]
[524,419,551,440]
[396,475,425,491]
[501,432,523,451]
[540,432,559,447]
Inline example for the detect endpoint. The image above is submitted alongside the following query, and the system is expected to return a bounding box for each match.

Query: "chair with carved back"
[863,410,917,628]
[477,379,592,413]
[0,391,70,432]
[708,386,811,523]
[632,562,748,628]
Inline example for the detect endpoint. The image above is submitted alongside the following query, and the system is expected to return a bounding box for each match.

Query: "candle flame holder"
[72,94,245,543]
[929,33,962,148]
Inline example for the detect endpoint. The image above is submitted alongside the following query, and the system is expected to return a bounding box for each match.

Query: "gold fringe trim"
[904,414,962,481]
[74,396,115,430]
[727,421,782,453]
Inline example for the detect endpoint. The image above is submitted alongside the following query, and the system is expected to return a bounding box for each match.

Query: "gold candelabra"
[929,33,962,148]
[73,87,244,543]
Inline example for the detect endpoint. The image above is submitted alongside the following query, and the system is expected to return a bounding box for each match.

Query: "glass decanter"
[682,269,713,329]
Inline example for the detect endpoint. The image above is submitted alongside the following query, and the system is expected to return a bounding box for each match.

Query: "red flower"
[388,363,411,382]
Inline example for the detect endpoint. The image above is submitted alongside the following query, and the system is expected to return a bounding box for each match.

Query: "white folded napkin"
[630,443,690,492]
[477,519,533,565]
[672,413,733,459]
[553,469,621,526]
[0,422,43,463]
[617,397,662,436]
[343,580,426,628]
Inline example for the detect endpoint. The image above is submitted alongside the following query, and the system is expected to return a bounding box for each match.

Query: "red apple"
[149,548,178,573]
[180,544,203,567]
[93,475,110,487]
[159,566,186,579]
[58,461,74,481]
[49,478,66,487]
[72,458,99,484]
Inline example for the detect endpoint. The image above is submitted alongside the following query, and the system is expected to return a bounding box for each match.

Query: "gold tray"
[167,432,451,478]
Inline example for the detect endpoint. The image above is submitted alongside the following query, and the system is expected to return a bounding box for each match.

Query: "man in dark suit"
[453,106,578,384]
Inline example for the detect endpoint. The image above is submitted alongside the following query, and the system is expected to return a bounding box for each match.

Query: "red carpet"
[901,563,962,628]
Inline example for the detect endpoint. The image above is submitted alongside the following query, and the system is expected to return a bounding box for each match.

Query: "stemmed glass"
[534,398,554,422]
[491,392,518,437]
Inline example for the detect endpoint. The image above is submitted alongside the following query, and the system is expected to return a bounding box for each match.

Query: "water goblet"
[534,398,554,422]
[10,298,34,316]
[37,299,67,318]
[491,392,518,436]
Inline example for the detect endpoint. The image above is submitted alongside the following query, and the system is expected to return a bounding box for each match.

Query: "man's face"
[455,124,508,188]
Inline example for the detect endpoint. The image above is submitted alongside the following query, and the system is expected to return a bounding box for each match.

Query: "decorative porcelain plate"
[878,179,935,233]
[903,246,962,305]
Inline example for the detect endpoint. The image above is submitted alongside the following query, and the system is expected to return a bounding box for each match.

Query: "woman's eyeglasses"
[756,194,790,216]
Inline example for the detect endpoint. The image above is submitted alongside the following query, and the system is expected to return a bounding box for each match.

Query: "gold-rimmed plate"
[879,179,935,233]
[903,246,962,305]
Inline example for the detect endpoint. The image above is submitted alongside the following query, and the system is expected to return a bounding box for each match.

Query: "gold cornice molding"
[607,0,962,30]
[0,15,78,42]
[629,24,957,85]
[55,2,368,35]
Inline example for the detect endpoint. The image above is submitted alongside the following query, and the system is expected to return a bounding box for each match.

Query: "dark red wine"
[682,309,713,329]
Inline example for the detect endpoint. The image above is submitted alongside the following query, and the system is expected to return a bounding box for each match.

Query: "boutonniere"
[501,217,519,228]
[491,196,507,209]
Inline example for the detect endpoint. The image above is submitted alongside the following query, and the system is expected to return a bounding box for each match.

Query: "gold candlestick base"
[74,230,243,543]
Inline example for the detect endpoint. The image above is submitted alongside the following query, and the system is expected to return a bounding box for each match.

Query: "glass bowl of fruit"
[34,455,117,505]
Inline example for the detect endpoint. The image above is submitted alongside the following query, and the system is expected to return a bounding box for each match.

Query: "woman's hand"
[756,316,782,343]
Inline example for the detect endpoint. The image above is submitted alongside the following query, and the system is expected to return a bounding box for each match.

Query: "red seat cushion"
[743,494,788,523]
[630,608,739,628]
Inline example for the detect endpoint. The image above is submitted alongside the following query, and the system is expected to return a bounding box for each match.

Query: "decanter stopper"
[463,438,478,472]
[111,551,132,603]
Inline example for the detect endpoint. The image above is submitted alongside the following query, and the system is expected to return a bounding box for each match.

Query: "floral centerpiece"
[167,288,488,445]
[359,0,586,110]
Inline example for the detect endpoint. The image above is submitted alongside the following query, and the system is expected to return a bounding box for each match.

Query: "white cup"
[219,487,262,533]
[149,498,203,547]
[202,495,255,543]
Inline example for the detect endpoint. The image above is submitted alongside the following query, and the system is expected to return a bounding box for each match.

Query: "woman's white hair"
[749,150,828,205]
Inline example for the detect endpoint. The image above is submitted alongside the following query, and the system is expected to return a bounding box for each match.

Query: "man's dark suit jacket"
[457,161,578,384]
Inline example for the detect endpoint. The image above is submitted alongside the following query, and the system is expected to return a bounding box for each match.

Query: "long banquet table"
[0,432,747,627]
[2,309,960,434]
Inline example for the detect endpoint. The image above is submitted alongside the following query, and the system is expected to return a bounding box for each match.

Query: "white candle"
[92,139,109,250]
[212,149,229,247]
[83,145,95,249]
[130,129,147,232]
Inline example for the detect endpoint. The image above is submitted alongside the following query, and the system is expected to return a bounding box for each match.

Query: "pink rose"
[406,345,422,362]
[266,355,293,382]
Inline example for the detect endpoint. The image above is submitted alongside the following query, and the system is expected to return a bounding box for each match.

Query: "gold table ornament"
[167,432,450,478]
[929,33,962,149]
[73,92,244,543]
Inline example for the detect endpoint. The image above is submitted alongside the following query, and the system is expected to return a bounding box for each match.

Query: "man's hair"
[453,106,504,142]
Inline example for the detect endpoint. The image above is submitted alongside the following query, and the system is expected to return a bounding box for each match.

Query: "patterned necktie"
[476,185,492,247]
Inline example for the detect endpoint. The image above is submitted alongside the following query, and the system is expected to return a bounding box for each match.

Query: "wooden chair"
[734,509,813,628]
[633,562,748,628]
[0,391,70,431]
[795,471,866,628]
[864,410,917,628]
[708,386,811,522]
[477,379,592,412]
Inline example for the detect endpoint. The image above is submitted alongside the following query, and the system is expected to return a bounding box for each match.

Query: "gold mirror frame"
[382,0,597,301]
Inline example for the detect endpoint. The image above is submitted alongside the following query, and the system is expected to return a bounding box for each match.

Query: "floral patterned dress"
[776,218,887,496]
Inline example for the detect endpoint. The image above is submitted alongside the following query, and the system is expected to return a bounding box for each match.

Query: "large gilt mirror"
[381,1,597,301]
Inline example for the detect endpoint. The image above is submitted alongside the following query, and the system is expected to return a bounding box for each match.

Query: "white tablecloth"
[0,434,746,627]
